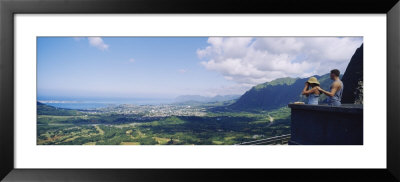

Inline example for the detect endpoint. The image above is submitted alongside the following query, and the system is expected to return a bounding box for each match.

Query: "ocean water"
[43,102,113,110]
[38,97,174,110]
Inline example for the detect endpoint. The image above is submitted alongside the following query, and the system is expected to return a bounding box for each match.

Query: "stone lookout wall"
[288,104,363,145]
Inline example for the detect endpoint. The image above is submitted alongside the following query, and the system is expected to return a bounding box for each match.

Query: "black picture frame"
[1,0,399,181]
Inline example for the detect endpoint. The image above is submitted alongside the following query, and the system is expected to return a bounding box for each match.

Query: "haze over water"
[38,96,175,109]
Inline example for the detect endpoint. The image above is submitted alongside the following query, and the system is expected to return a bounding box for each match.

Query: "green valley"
[37,102,291,145]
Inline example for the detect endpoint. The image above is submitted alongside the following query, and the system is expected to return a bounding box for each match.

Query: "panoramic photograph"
[37,37,363,145]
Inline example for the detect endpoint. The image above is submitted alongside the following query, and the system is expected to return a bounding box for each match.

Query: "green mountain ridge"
[225,73,333,111]
[253,77,298,90]
[37,101,81,116]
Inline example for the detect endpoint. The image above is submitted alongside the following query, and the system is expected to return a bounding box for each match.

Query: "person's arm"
[302,83,317,95]
[303,87,318,95]
[302,83,309,96]
[318,82,340,97]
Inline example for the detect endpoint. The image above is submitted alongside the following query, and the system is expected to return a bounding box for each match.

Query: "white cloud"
[129,58,135,63]
[198,37,363,86]
[88,37,109,51]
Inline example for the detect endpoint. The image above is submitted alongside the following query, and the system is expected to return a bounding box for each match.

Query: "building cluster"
[93,104,207,117]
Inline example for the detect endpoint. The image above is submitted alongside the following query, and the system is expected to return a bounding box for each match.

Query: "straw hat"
[306,77,320,85]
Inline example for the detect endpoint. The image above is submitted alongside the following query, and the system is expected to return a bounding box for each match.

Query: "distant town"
[91,104,207,117]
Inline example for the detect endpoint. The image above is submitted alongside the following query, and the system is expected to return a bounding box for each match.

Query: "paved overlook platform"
[288,104,363,145]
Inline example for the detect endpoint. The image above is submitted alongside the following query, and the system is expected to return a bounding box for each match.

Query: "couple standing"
[301,69,343,106]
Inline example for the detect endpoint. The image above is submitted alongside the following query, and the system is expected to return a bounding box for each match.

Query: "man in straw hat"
[318,69,344,106]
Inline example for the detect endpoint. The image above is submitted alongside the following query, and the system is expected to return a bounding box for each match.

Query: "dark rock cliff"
[341,44,363,104]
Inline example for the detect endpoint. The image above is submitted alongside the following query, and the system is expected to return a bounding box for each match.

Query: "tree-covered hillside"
[37,102,81,116]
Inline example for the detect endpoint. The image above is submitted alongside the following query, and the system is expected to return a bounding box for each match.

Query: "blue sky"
[37,37,363,99]
[37,37,236,99]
